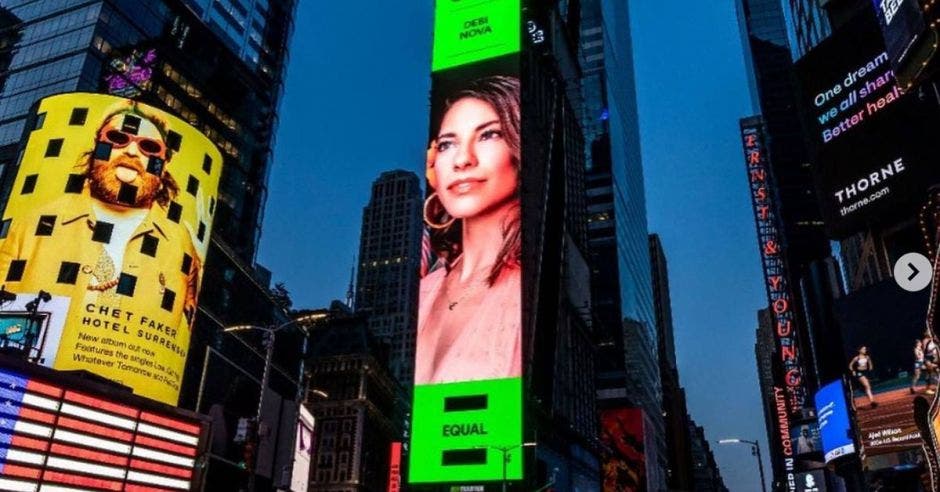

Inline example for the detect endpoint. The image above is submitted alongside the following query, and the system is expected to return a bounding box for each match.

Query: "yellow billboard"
[0,93,221,404]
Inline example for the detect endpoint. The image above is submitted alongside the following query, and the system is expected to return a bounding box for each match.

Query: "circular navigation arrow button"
[894,252,933,292]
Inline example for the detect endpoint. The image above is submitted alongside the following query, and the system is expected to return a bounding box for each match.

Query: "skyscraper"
[0,1,300,489]
[650,234,695,490]
[355,170,422,389]
[735,0,830,271]
[579,0,665,485]
[783,0,832,60]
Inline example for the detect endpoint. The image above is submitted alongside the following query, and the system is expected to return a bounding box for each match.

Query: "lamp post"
[481,442,536,492]
[718,438,767,492]
[224,312,326,492]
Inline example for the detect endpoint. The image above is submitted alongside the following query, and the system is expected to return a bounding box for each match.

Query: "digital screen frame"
[409,0,524,485]
[0,93,222,405]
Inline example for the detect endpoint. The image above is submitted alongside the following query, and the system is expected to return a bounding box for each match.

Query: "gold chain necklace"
[445,259,492,310]
[447,278,487,310]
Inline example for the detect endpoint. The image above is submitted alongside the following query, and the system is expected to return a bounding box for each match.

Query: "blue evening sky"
[258,1,770,489]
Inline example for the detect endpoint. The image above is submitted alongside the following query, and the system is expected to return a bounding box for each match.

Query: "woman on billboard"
[414,76,521,385]
[849,346,877,408]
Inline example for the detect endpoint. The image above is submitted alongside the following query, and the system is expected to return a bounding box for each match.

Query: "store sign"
[410,0,523,484]
[741,119,807,412]
[0,93,222,405]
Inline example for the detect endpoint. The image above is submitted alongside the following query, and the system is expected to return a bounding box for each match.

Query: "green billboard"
[432,0,521,72]
[411,0,524,485]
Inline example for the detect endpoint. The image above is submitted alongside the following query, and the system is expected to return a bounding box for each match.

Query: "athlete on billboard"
[415,76,521,385]
[914,338,931,394]
[0,102,201,328]
[850,346,877,408]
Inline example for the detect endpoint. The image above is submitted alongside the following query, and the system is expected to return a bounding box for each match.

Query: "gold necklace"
[445,260,492,310]
[447,278,486,310]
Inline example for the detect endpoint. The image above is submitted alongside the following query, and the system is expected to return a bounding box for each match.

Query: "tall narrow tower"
[355,170,423,389]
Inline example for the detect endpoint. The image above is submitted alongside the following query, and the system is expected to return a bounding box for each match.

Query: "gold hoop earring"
[424,192,456,230]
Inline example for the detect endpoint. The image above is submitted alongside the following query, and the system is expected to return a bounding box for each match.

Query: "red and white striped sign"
[0,367,204,491]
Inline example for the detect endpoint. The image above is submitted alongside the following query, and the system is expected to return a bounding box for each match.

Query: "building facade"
[688,422,730,492]
[0,1,300,489]
[650,234,695,490]
[303,304,406,491]
[578,0,666,486]
[355,170,422,390]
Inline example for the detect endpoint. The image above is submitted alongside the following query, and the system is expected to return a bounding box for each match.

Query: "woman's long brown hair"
[427,75,521,286]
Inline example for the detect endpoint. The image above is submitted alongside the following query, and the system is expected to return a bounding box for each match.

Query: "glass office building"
[0,1,299,489]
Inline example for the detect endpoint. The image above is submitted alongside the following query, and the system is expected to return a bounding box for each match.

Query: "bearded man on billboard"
[0,102,201,331]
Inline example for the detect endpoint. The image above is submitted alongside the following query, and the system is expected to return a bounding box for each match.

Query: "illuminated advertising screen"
[0,358,208,491]
[794,470,827,492]
[832,280,928,468]
[105,48,158,99]
[814,380,856,463]
[290,406,314,492]
[600,408,646,492]
[791,422,822,457]
[409,0,523,484]
[0,93,222,405]
[873,0,925,70]
[795,9,940,238]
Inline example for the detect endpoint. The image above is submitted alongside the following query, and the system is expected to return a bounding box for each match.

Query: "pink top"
[414,264,522,384]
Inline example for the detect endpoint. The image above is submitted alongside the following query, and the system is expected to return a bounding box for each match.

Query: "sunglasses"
[98,128,166,157]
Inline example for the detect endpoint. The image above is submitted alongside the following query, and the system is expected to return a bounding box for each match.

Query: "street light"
[479,442,536,492]
[223,312,326,491]
[718,438,767,492]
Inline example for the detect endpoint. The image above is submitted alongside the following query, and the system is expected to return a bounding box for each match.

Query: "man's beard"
[88,156,161,208]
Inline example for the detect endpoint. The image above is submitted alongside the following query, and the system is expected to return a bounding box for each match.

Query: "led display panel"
[409,0,523,484]
[795,9,940,238]
[814,380,856,464]
[600,409,646,492]
[0,93,222,405]
[832,280,928,468]
[0,359,208,491]
[431,0,520,72]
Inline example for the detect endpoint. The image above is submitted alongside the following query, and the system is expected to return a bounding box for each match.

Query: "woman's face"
[433,97,517,220]
[860,347,868,355]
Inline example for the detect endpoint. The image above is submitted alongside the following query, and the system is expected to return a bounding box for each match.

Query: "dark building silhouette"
[302,302,407,491]
[688,422,730,492]
[578,0,666,484]
[520,3,599,488]
[649,234,695,491]
[355,170,423,390]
